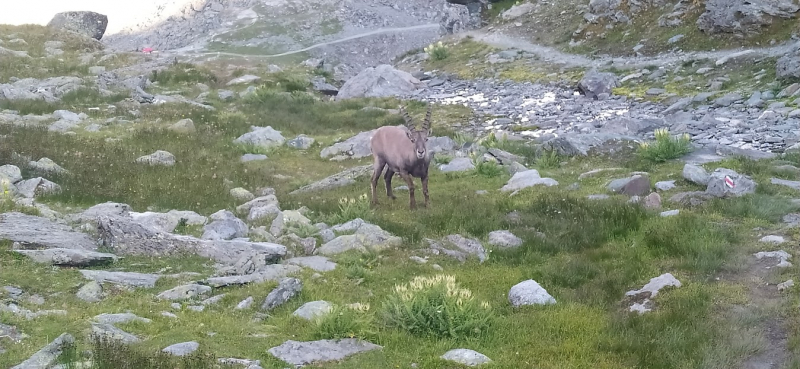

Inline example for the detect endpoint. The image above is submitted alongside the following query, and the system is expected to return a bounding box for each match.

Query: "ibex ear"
[406,129,414,140]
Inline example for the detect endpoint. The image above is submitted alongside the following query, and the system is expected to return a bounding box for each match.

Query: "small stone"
[759,235,786,244]
[409,256,427,264]
[162,341,199,356]
[169,118,196,134]
[660,209,680,217]
[230,187,255,202]
[508,279,556,307]
[76,281,103,302]
[487,230,523,249]
[161,312,178,318]
[777,279,794,291]
[440,349,492,366]
[235,296,254,310]
[287,135,315,150]
[135,150,175,166]
[156,284,212,301]
[655,180,676,191]
[261,278,302,311]
[241,154,268,162]
[292,300,333,320]
[643,192,662,209]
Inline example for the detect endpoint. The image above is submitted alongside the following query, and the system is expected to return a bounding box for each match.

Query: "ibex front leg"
[398,171,416,210]
[421,174,430,208]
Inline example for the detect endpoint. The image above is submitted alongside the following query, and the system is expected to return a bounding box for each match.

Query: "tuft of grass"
[640,213,737,274]
[151,62,218,87]
[704,194,799,223]
[474,160,504,178]
[58,336,227,369]
[380,274,494,340]
[636,128,693,163]
[312,304,376,340]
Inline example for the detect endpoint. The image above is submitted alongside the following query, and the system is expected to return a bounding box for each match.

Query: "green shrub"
[535,148,561,169]
[474,160,503,178]
[151,62,218,86]
[313,304,376,340]
[636,128,692,163]
[381,274,494,339]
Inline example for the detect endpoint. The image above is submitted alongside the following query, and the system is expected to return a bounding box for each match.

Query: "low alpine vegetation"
[636,128,693,163]
[380,275,494,340]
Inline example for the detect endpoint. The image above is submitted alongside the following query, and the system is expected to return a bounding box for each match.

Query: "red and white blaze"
[724,175,735,189]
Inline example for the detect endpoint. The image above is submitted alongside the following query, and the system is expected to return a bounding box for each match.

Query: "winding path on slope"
[456,29,800,69]
[171,21,798,71]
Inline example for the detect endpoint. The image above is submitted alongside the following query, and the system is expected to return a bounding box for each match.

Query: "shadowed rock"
[261,277,303,311]
[203,264,302,287]
[10,332,73,369]
[47,11,108,39]
[289,165,372,194]
[79,270,161,288]
[13,248,118,267]
[95,216,285,264]
[0,212,97,251]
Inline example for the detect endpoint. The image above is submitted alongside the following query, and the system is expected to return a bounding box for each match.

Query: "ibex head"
[399,104,432,160]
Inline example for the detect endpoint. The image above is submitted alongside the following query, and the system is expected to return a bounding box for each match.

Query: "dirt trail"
[456,30,800,70]
[172,24,442,58]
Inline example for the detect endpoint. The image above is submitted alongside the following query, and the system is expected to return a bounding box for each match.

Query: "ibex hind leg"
[370,158,387,206]
[384,169,397,200]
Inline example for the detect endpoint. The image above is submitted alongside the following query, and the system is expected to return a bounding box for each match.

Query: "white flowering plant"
[380,274,494,339]
[424,41,449,61]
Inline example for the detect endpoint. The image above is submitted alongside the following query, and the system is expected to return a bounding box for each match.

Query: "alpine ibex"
[369,104,433,210]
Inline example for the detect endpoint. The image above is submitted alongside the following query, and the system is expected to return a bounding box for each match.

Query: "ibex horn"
[399,105,414,129]
[422,104,432,131]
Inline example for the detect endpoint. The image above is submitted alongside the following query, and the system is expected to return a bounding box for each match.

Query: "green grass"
[1,24,799,369]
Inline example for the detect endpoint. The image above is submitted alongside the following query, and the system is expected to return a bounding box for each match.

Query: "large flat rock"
[268,339,382,366]
[0,212,97,250]
[13,248,118,267]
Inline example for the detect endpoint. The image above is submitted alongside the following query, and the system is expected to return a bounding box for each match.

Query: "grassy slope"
[0,25,799,369]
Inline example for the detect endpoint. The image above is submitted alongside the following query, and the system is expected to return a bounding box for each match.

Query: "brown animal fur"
[369,104,433,209]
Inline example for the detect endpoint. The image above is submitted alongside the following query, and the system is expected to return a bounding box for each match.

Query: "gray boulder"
[135,150,175,166]
[202,210,248,240]
[777,49,800,80]
[162,341,199,356]
[426,234,487,263]
[0,212,97,250]
[10,333,73,369]
[14,178,61,198]
[79,270,161,288]
[441,349,492,366]
[683,164,710,185]
[203,264,301,287]
[317,219,402,256]
[129,210,207,233]
[287,135,315,150]
[578,70,619,99]
[13,248,117,267]
[696,0,799,35]
[508,279,556,307]
[439,157,476,173]
[76,281,104,302]
[268,339,382,367]
[487,230,523,249]
[292,300,333,320]
[47,11,108,40]
[500,169,558,192]
[0,77,84,102]
[705,168,756,197]
[90,323,140,344]
[156,284,212,301]
[336,65,422,100]
[233,126,285,150]
[261,277,303,311]
[289,165,372,194]
[0,165,22,184]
